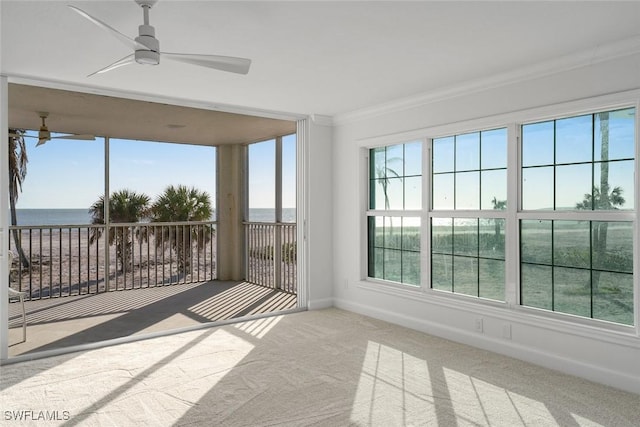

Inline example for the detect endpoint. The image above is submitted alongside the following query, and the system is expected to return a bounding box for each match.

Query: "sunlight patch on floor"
[11,328,258,426]
[233,315,283,339]
[188,282,272,321]
[571,412,607,427]
[349,340,574,426]
[3,324,185,396]
[443,366,530,425]
[350,341,437,426]
[505,388,556,424]
[78,328,255,425]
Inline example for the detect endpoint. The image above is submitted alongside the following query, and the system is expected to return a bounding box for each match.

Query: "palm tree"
[575,186,625,211]
[575,112,626,291]
[150,185,213,273]
[89,189,151,271]
[373,149,402,210]
[372,149,402,242]
[8,129,29,268]
[491,197,507,247]
[576,185,625,292]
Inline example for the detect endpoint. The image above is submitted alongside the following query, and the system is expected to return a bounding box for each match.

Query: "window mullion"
[505,123,519,307]
[634,100,640,332]
[422,138,432,291]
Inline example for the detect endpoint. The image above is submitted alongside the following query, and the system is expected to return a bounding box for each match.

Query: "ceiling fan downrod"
[134,0,159,65]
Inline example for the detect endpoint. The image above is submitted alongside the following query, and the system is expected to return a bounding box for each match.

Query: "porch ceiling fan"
[68,0,252,77]
[9,112,95,147]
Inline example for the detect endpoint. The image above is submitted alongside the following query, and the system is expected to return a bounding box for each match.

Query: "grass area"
[369,218,634,326]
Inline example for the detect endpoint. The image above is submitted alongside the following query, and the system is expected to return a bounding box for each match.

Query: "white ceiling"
[3,1,640,118]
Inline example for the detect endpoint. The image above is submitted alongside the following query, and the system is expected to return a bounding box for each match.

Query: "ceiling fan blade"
[10,133,39,139]
[68,5,144,51]
[163,52,251,75]
[51,134,96,141]
[89,54,136,77]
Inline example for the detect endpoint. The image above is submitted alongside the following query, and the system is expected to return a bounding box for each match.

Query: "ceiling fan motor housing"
[39,127,51,140]
[135,24,160,65]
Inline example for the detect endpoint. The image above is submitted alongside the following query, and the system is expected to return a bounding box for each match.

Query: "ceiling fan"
[68,0,252,77]
[9,112,95,147]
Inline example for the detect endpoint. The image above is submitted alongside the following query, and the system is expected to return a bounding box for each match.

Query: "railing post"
[275,137,283,289]
[104,137,110,292]
[274,224,282,290]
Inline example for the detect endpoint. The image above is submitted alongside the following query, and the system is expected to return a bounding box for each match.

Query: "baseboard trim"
[308,297,334,310]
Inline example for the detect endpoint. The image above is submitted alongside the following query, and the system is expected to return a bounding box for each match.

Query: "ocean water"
[13,208,296,226]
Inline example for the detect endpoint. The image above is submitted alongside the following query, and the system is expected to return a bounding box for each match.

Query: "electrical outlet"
[474,318,483,333]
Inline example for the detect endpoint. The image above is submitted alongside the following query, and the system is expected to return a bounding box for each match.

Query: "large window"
[520,107,635,325]
[367,141,422,286]
[431,129,507,300]
[365,103,636,327]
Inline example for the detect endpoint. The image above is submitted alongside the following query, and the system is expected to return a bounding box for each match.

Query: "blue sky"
[17,131,296,210]
[248,134,296,210]
[429,109,636,211]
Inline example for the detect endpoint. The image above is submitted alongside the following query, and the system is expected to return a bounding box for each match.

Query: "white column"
[216,144,245,281]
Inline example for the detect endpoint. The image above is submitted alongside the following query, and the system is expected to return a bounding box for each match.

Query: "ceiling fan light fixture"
[135,49,160,65]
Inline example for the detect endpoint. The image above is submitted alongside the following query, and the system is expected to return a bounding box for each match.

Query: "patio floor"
[7,281,297,358]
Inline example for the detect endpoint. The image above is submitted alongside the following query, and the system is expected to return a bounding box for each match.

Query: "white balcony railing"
[8,221,217,300]
[9,221,298,301]
[245,222,297,294]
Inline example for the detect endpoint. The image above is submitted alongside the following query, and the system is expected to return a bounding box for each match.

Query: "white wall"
[305,116,334,309]
[331,52,640,394]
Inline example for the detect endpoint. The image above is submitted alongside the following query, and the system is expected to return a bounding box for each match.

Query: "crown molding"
[334,35,640,126]
[310,114,333,127]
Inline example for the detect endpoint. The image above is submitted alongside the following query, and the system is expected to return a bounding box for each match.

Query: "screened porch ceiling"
[8,83,297,146]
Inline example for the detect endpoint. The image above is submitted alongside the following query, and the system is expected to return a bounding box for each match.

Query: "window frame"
[365,139,426,288]
[517,107,637,325]
[360,91,640,332]
[429,126,510,302]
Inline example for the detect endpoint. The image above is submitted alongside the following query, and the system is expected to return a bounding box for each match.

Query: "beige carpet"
[1,308,638,426]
